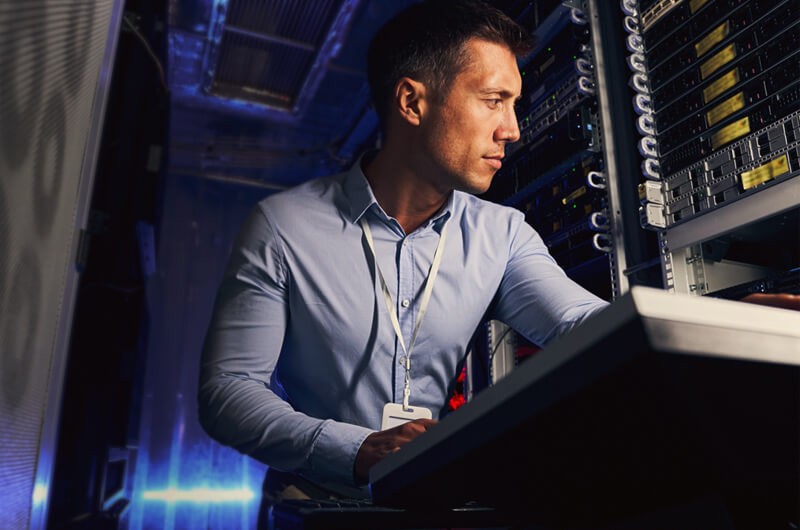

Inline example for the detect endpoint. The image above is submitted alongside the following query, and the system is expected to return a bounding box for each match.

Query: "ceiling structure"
[166,0,419,189]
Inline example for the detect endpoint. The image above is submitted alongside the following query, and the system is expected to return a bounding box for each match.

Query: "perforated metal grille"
[207,0,344,110]
[0,1,118,527]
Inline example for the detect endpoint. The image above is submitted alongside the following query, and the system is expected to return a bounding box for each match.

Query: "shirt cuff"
[308,419,375,486]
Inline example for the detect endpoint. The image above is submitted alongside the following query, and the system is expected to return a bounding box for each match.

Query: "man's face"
[419,38,522,195]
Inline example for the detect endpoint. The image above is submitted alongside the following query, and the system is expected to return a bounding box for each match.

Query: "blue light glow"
[143,487,256,503]
[32,483,49,506]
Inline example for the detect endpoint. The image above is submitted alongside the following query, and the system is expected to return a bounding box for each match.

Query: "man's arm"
[492,212,609,346]
[197,206,373,486]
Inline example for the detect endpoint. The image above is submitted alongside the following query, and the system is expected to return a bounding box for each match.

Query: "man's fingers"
[354,419,439,482]
[741,293,800,310]
[395,418,438,439]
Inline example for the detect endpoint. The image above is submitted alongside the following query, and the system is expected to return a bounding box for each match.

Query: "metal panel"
[204,0,359,113]
[0,1,123,528]
[586,0,646,297]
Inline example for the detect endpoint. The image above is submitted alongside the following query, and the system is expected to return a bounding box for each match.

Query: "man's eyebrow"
[479,88,520,99]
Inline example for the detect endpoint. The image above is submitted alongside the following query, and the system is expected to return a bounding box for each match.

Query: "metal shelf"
[664,176,800,251]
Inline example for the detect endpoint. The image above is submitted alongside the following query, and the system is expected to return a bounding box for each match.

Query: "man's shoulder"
[256,172,348,220]
[260,172,346,205]
[453,191,524,223]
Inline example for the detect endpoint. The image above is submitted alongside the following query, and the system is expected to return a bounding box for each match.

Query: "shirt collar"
[343,152,455,231]
[343,153,378,224]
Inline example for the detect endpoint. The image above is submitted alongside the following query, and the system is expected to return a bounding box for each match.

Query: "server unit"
[629,0,799,297]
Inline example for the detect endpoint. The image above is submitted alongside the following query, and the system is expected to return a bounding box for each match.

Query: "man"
[198,0,608,506]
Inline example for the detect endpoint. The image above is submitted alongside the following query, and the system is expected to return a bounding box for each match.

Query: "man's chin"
[443,170,495,195]
[459,178,493,196]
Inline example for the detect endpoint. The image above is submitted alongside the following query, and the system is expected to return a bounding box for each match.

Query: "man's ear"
[394,77,427,126]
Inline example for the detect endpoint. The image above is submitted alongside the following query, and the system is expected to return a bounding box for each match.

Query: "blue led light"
[32,483,49,506]
[143,487,256,503]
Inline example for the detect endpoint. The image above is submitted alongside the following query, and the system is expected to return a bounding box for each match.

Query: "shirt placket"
[395,234,416,404]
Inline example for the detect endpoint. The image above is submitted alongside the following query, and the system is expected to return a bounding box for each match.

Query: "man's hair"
[366,0,534,134]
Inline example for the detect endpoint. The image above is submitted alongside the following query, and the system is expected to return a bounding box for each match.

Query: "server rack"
[473,0,798,388]
[486,2,620,303]
[628,0,799,297]
[473,0,661,385]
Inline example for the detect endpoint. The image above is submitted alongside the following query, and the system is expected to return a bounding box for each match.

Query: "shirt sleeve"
[491,211,610,346]
[197,205,374,487]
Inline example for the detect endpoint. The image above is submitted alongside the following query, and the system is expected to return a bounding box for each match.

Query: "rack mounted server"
[630,0,799,229]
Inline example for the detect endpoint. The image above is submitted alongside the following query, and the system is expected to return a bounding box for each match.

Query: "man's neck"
[363,150,450,234]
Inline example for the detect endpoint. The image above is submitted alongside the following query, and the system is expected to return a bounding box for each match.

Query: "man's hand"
[354,418,438,483]
[741,293,800,311]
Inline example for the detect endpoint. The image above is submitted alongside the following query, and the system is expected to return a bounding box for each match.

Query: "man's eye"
[487,99,502,108]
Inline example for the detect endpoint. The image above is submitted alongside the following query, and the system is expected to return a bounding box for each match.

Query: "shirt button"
[401,299,410,308]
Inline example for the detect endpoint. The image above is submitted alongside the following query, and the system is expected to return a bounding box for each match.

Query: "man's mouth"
[484,155,503,170]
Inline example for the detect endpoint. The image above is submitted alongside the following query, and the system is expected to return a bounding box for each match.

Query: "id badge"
[380,402,432,430]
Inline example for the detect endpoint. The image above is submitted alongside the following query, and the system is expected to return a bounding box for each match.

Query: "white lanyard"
[359,216,449,410]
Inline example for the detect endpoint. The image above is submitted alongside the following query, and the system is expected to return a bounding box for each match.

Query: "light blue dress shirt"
[198,159,608,490]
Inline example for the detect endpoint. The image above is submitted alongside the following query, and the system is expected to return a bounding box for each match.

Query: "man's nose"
[497,107,521,144]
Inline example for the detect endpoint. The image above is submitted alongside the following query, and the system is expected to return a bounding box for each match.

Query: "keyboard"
[271,498,517,530]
